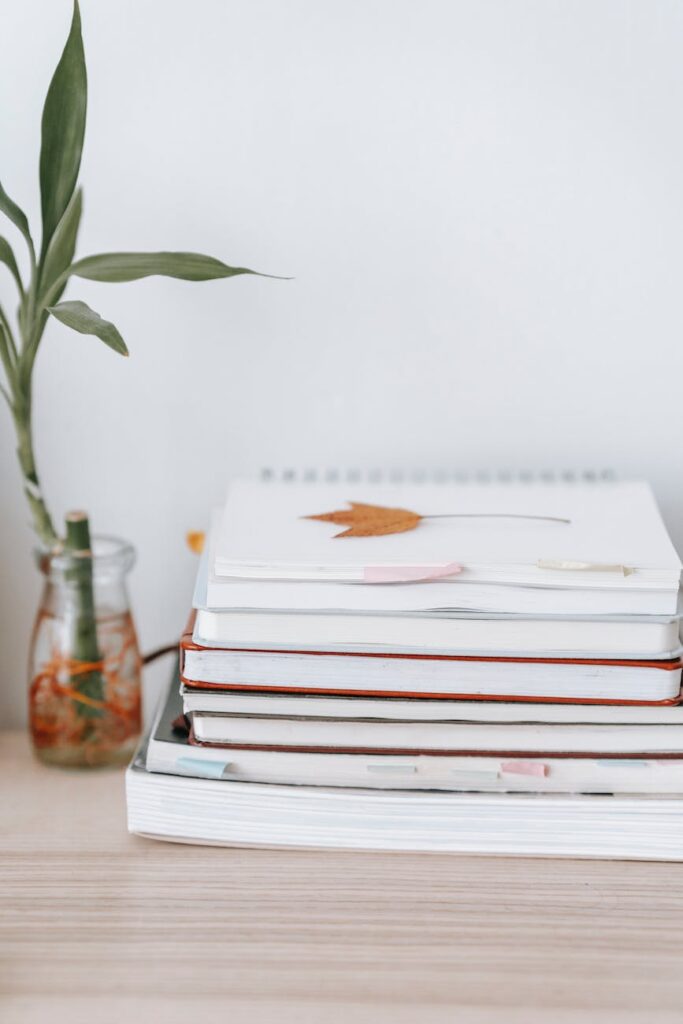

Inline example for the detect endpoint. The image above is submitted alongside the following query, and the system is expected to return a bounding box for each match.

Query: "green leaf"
[69,251,266,283]
[23,486,57,545]
[0,236,23,294]
[0,318,17,392]
[0,180,33,250]
[39,0,87,258]
[47,299,128,356]
[39,187,82,303]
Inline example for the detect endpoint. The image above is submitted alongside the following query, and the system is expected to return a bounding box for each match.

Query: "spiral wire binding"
[259,468,616,484]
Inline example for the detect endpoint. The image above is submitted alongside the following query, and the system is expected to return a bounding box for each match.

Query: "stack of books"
[127,473,683,859]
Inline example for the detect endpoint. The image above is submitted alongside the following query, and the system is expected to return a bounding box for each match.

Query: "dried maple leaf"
[304,502,422,538]
[186,530,205,554]
[304,503,571,539]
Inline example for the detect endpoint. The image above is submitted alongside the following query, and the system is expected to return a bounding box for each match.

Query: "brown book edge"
[186,729,683,760]
[180,629,683,672]
[179,671,682,707]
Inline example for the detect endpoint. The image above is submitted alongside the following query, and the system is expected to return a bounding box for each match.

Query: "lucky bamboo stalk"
[64,511,104,717]
[0,2,278,726]
[10,354,59,548]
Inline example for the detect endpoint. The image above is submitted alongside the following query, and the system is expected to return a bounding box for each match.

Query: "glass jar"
[28,535,143,768]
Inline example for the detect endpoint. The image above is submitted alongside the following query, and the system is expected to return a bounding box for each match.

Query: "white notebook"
[214,478,680,585]
[192,606,683,659]
[181,646,683,702]
[190,713,683,755]
[203,475,682,616]
[181,689,683,724]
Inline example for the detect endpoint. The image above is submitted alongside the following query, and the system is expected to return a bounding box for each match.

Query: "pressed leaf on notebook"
[305,502,572,538]
[305,503,422,538]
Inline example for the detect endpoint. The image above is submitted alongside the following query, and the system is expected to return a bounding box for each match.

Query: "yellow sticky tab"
[537,559,634,576]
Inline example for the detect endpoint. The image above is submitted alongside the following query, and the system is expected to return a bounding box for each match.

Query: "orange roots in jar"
[29,626,142,754]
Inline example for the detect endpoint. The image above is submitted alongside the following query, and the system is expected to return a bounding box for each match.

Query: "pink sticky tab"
[363,562,463,584]
[500,760,549,778]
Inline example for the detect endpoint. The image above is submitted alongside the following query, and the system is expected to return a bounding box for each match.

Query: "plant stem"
[3,234,104,728]
[0,303,18,365]
[0,323,16,390]
[1,255,61,547]
[12,384,59,547]
[64,511,104,718]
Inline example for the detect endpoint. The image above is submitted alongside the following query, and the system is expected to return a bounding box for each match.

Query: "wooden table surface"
[3,730,683,1024]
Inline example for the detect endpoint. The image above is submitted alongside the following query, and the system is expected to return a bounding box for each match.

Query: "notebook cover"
[212,479,683,586]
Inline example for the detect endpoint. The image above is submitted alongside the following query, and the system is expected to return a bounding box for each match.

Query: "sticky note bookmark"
[500,760,549,778]
[176,756,232,779]
[363,563,463,583]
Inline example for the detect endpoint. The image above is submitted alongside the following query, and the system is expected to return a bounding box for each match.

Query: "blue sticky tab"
[176,756,231,779]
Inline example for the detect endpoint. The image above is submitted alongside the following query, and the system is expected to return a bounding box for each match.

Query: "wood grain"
[2,729,683,1023]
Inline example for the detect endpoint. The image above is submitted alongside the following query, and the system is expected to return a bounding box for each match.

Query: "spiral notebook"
[201,471,681,617]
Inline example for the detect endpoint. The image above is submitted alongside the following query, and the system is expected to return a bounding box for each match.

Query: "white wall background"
[1,0,683,727]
